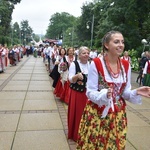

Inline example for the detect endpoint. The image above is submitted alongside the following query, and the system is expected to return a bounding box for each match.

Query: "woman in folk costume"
[50,48,66,88]
[121,51,131,64]
[8,46,15,66]
[49,44,58,71]
[76,31,150,150]
[142,56,150,86]
[54,47,76,104]
[4,45,9,67]
[68,46,90,142]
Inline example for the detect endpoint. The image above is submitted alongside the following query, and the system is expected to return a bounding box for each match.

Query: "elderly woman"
[68,46,90,142]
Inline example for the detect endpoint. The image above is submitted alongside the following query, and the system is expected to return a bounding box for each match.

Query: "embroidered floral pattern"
[98,71,109,91]
[77,103,127,150]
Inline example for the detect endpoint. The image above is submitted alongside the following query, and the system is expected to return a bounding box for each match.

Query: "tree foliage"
[10,20,34,45]
[46,12,76,39]
[0,0,21,45]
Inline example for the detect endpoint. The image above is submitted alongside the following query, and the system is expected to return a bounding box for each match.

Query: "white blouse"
[69,60,89,83]
[86,57,141,117]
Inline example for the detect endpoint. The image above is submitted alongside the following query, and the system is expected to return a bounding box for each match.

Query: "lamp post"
[86,14,94,49]
[69,27,74,47]
[141,39,148,52]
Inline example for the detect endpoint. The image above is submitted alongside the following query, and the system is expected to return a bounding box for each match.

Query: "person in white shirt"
[77,30,150,150]
[89,49,97,60]
[48,42,55,72]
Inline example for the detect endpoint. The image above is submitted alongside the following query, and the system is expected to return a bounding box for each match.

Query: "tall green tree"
[94,0,150,52]
[46,12,76,40]
[76,2,98,48]
[0,0,21,45]
[20,20,34,45]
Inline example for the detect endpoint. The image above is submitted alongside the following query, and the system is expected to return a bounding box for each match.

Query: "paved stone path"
[0,56,149,150]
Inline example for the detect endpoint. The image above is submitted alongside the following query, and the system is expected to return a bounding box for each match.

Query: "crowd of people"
[0,44,27,72]
[42,31,150,150]
[0,30,150,150]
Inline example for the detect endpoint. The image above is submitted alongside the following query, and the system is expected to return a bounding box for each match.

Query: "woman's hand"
[136,86,150,98]
[107,87,113,99]
[77,72,83,80]
[55,61,59,65]
[142,74,145,78]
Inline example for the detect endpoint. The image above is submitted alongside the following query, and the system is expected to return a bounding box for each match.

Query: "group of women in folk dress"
[50,31,150,150]
[52,46,90,142]
[0,44,24,73]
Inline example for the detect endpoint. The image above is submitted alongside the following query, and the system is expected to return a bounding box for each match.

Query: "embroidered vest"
[70,61,87,92]
[92,58,129,113]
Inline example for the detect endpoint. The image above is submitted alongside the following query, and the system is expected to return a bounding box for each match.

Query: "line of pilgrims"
[42,43,94,142]
[43,43,136,143]
[0,44,25,73]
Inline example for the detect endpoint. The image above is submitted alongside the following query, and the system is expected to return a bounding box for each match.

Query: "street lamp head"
[86,25,90,29]
[141,39,147,44]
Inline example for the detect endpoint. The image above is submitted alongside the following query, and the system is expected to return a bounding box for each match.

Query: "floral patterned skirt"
[76,102,127,150]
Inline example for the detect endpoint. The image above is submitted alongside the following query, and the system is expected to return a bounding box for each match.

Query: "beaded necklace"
[103,55,125,104]
[105,55,120,78]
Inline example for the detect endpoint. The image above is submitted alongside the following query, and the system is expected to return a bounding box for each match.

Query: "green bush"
[128,49,139,71]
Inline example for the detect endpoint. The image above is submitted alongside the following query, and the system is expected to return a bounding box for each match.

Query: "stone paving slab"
[127,126,150,150]
[0,99,24,111]
[33,70,48,74]
[2,81,29,91]
[17,69,33,74]
[127,111,149,126]
[18,113,63,131]
[31,74,50,80]
[28,83,51,91]
[12,74,32,80]
[23,100,57,110]
[126,141,136,150]
[34,67,47,70]
[20,67,34,70]
[0,92,26,100]
[126,98,150,110]
[12,130,69,150]
[0,81,4,85]
[0,132,15,150]
[0,73,12,80]
[0,114,20,131]
[140,111,150,120]
[25,92,54,100]
[4,69,18,74]
[29,81,50,86]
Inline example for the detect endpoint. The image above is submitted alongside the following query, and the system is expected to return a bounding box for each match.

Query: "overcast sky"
[12,0,93,34]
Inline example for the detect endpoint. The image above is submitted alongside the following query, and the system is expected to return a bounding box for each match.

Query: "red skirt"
[68,89,88,142]
[60,81,70,104]
[54,78,69,104]
[54,78,62,97]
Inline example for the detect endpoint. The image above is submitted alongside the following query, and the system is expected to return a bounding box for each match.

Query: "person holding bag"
[68,46,90,142]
